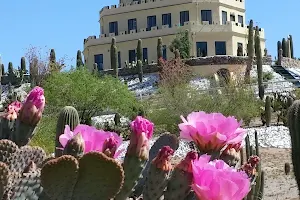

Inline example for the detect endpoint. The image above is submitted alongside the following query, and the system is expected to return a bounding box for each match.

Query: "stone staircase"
[271,65,300,87]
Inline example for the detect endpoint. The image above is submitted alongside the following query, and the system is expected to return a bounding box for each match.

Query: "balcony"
[100,0,245,17]
[84,21,264,48]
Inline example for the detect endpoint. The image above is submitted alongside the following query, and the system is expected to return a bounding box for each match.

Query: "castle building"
[83,0,266,71]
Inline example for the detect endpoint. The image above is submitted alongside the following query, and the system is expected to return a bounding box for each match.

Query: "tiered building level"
[83,0,266,70]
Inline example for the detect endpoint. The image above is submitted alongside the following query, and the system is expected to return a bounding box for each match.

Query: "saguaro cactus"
[76,50,84,69]
[282,38,287,57]
[277,41,282,62]
[287,100,300,194]
[137,60,143,83]
[244,19,254,83]
[8,62,13,76]
[110,37,118,77]
[137,39,143,62]
[287,37,291,58]
[1,64,4,76]
[265,96,271,127]
[289,35,294,58]
[255,26,264,100]
[21,57,26,74]
[157,37,163,63]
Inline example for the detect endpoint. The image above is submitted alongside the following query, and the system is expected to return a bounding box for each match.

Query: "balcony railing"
[84,21,264,46]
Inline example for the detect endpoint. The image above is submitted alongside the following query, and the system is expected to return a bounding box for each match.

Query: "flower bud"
[152,146,174,171]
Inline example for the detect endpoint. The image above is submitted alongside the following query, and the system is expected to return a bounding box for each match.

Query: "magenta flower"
[3,101,22,120]
[179,112,246,153]
[192,155,250,200]
[59,124,123,158]
[127,116,154,160]
[18,86,45,126]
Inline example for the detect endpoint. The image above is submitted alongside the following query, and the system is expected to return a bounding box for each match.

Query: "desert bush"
[42,67,139,124]
[262,71,274,81]
[146,83,261,135]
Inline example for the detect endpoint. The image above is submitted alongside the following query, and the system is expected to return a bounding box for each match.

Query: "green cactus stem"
[114,113,121,126]
[137,39,142,62]
[289,35,294,58]
[255,26,264,100]
[244,19,254,84]
[143,146,174,200]
[55,106,80,157]
[1,64,4,76]
[157,37,163,64]
[265,96,271,127]
[137,60,143,83]
[110,37,118,77]
[287,100,300,194]
[282,38,287,57]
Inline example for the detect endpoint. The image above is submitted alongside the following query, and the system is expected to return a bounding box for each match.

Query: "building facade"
[83,0,266,71]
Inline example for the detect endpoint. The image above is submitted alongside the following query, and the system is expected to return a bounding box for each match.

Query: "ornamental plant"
[0,102,267,200]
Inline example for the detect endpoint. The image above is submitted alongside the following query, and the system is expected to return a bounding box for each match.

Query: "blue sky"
[0,0,298,70]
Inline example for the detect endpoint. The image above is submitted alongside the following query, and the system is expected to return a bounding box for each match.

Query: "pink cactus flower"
[127,116,154,160]
[179,112,246,153]
[192,155,250,200]
[18,86,45,126]
[59,124,123,158]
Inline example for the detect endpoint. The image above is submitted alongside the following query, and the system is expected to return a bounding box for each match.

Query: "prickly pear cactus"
[55,106,80,157]
[41,152,124,200]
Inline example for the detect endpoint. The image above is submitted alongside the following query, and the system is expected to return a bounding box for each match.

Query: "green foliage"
[42,67,139,123]
[262,71,274,82]
[146,83,261,134]
[169,30,191,59]
[30,114,56,153]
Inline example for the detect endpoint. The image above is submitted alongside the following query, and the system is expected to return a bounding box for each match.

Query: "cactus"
[255,26,264,100]
[1,64,4,76]
[110,37,118,77]
[137,60,143,83]
[21,57,26,74]
[41,152,124,200]
[244,19,254,83]
[55,106,80,157]
[284,162,291,175]
[282,38,287,57]
[76,50,84,69]
[237,45,243,56]
[265,96,271,127]
[287,37,291,58]
[288,100,300,194]
[174,49,180,59]
[277,41,282,61]
[50,49,56,63]
[289,35,294,58]
[137,39,142,62]
[157,37,163,64]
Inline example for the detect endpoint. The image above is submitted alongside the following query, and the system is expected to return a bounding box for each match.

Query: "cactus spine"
[265,96,271,127]
[282,38,287,57]
[137,60,143,83]
[287,100,300,194]
[110,37,118,77]
[157,37,163,63]
[137,39,142,62]
[55,106,80,157]
[289,35,294,58]
[245,19,254,83]
[255,26,264,100]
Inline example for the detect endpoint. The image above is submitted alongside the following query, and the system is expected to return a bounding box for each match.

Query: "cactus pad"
[41,155,79,200]
[0,140,18,164]
[0,162,10,198]
[73,152,124,200]
[133,133,179,196]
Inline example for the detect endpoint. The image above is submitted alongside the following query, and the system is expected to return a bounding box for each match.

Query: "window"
[128,18,137,32]
[129,50,136,63]
[162,45,167,60]
[109,21,118,35]
[230,14,235,22]
[222,11,227,25]
[215,41,226,55]
[201,10,212,24]
[94,54,103,71]
[180,11,189,26]
[147,16,156,31]
[238,15,244,26]
[118,51,121,68]
[196,42,208,57]
[162,13,172,27]
[143,48,148,63]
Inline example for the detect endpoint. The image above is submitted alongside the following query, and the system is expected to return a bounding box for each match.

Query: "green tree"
[169,30,191,59]
[43,68,139,123]
[76,50,84,69]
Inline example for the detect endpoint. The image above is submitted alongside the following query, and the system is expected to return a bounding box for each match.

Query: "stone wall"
[281,57,300,68]
[102,55,273,76]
